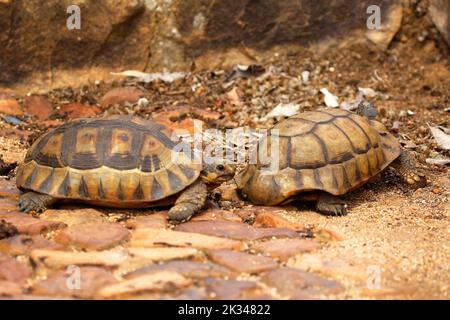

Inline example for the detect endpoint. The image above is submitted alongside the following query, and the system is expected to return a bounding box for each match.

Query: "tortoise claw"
[168,206,193,225]
[17,192,54,214]
[316,194,348,217]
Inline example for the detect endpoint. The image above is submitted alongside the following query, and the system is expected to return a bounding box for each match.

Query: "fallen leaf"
[426,157,450,166]
[263,103,300,120]
[111,70,187,83]
[429,125,450,150]
[320,88,339,108]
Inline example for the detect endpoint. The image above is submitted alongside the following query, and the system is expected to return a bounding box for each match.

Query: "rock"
[365,2,403,49]
[23,95,53,120]
[30,249,128,269]
[205,278,267,300]
[0,97,22,116]
[0,219,18,239]
[116,247,200,276]
[97,271,191,299]
[129,228,243,250]
[32,267,117,299]
[124,260,232,280]
[57,103,102,119]
[1,0,405,89]
[99,87,145,107]
[253,211,306,231]
[191,208,242,223]
[0,253,32,284]
[125,213,168,229]
[312,226,345,242]
[253,239,321,260]
[429,0,450,46]
[0,197,17,211]
[0,0,151,87]
[0,234,63,256]
[40,209,107,227]
[127,247,199,262]
[0,211,66,235]
[207,250,278,273]
[0,280,23,297]
[0,178,21,199]
[233,206,289,223]
[54,222,130,251]
[175,220,300,241]
[261,267,343,298]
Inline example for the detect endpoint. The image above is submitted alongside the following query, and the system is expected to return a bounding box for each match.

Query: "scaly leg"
[316,193,348,216]
[18,191,56,213]
[390,150,427,189]
[168,180,207,224]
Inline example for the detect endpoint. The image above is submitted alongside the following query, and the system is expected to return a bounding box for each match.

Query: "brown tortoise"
[16,116,234,224]
[236,108,426,215]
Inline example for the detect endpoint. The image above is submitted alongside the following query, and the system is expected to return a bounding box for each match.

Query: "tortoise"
[15,116,234,224]
[236,108,426,215]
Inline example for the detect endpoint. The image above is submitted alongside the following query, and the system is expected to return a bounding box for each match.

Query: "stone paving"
[0,177,440,300]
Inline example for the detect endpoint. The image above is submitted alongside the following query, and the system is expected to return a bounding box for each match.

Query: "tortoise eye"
[216,164,225,171]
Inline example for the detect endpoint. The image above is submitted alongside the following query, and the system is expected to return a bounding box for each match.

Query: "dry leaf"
[429,125,450,150]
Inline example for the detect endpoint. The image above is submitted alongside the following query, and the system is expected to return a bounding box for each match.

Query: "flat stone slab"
[205,278,269,300]
[175,220,300,241]
[0,179,20,199]
[40,209,107,227]
[207,250,278,274]
[191,209,242,222]
[253,239,321,260]
[125,213,168,229]
[124,260,232,280]
[261,267,343,298]
[0,211,66,235]
[253,211,306,231]
[32,266,118,299]
[0,234,64,256]
[97,271,190,299]
[130,228,243,250]
[30,249,128,269]
[0,253,32,284]
[55,222,130,250]
[0,280,23,297]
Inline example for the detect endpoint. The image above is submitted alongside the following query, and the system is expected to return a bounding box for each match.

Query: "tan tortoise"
[16,116,234,224]
[236,108,427,215]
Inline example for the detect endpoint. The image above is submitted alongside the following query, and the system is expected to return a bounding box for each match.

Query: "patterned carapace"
[16,116,201,204]
[240,109,401,206]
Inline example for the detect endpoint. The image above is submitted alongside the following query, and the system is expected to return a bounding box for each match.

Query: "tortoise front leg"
[168,180,207,224]
[391,150,427,189]
[18,191,56,214]
[316,193,348,216]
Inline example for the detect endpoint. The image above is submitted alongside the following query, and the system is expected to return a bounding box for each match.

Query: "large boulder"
[0,0,403,90]
[429,0,450,46]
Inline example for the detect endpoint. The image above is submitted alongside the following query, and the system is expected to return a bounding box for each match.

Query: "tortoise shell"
[238,109,401,205]
[16,116,201,207]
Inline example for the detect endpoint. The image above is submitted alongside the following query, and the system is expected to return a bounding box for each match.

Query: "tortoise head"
[200,163,235,185]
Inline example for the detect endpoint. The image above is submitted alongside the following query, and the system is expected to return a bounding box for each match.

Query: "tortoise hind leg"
[18,191,56,213]
[316,193,348,216]
[168,180,207,225]
[391,150,427,189]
